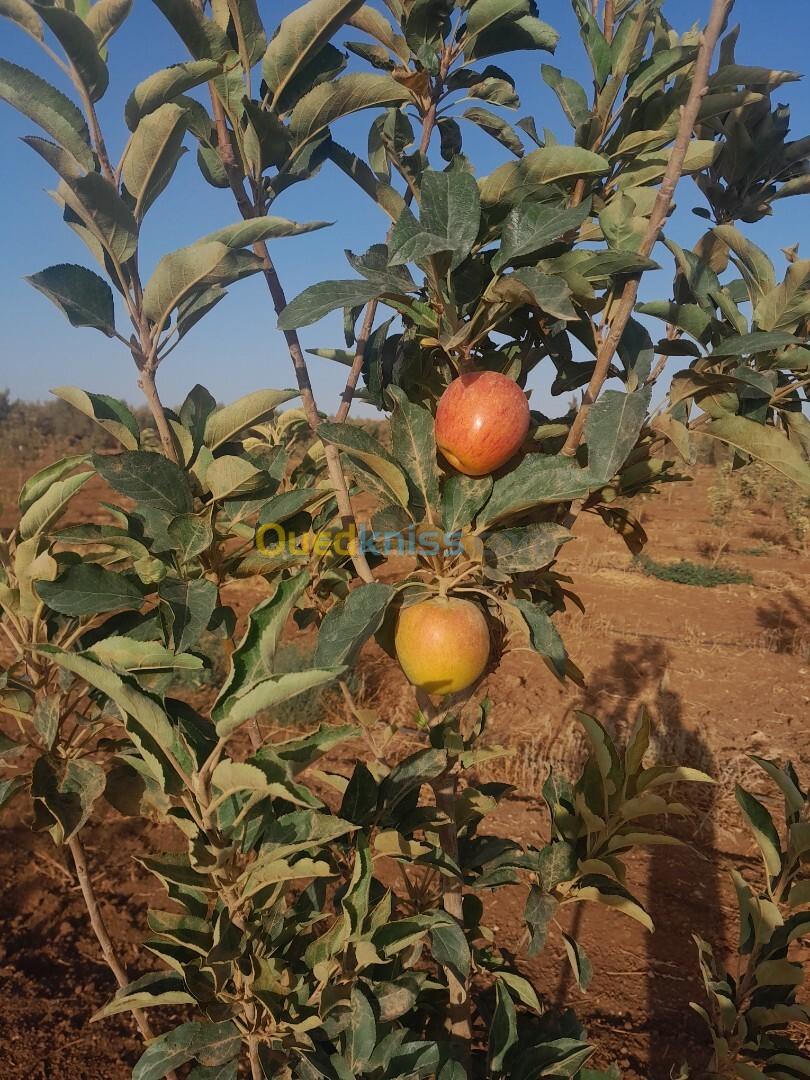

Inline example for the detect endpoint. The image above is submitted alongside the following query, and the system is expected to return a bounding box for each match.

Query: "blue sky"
[0,0,808,416]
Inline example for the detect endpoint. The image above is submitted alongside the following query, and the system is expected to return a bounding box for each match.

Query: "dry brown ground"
[0,458,808,1078]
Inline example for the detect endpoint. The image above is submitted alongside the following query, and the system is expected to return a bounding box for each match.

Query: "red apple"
[435,371,530,476]
[395,596,490,696]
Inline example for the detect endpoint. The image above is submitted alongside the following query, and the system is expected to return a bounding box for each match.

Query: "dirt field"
[1,456,808,1078]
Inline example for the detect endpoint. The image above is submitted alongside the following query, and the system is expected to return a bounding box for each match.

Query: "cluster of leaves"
[0,0,808,1077]
[689,758,810,1079]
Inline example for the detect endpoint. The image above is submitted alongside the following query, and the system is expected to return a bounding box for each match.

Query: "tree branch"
[334,68,443,423]
[560,0,734,459]
[68,832,176,1076]
[204,86,375,584]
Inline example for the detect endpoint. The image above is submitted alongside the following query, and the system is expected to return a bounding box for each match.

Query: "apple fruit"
[395,596,490,695]
[435,371,530,476]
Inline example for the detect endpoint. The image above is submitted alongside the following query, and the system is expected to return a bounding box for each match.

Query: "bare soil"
[1,460,808,1078]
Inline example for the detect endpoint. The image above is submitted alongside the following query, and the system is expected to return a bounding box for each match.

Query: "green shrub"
[634,555,753,587]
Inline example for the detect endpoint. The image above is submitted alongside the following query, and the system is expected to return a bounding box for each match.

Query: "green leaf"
[262,0,364,110]
[430,916,471,982]
[502,268,577,321]
[289,72,409,147]
[19,454,90,513]
[216,572,309,706]
[125,60,221,130]
[18,470,92,540]
[418,165,482,270]
[575,5,610,84]
[573,875,653,931]
[44,166,138,263]
[489,978,518,1072]
[158,577,217,652]
[484,522,571,574]
[403,0,452,68]
[496,971,541,1013]
[0,0,43,41]
[709,330,802,358]
[151,0,232,60]
[512,599,567,679]
[709,64,801,91]
[341,761,379,824]
[388,207,452,268]
[524,885,557,954]
[142,240,263,330]
[214,668,344,737]
[94,450,192,514]
[31,755,106,843]
[701,415,810,491]
[536,841,578,889]
[121,103,187,220]
[201,217,331,247]
[478,454,592,526]
[346,984,377,1072]
[35,647,179,789]
[736,785,783,879]
[584,388,650,484]
[463,105,524,157]
[277,278,382,329]
[167,512,213,561]
[85,0,133,49]
[0,777,25,812]
[626,45,698,99]
[37,564,145,616]
[86,637,203,674]
[314,582,395,667]
[92,972,195,1021]
[541,65,590,128]
[0,58,93,169]
[26,264,116,336]
[387,385,440,520]
[562,932,592,990]
[480,145,609,206]
[132,1021,240,1080]
[749,755,805,817]
[206,456,269,500]
[319,421,410,507]
[203,388,298,450]
[35,4,109,101]
[493,199,591,272]
[599,192,647,253]
[53,387,139,449]
[465,1,558,62]
[441,474,492,533]
[222,0,266,65]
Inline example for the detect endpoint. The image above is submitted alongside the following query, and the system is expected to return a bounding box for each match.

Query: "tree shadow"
[555,640,721,1077]
[755,593,810,655]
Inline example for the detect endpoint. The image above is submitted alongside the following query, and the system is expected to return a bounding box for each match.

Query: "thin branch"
[335,301,377,424]
[432,768,472,1068]
[252,241,376,584]
[560,0,735,459]
[138,365,179,462]
[604,0,616,42]
[68,833,177,1074]
[204,87,375,583]
[335,66,443,423]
